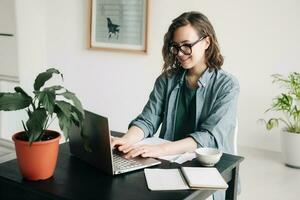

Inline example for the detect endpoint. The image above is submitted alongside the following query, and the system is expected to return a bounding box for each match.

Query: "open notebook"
[144,167,228,190]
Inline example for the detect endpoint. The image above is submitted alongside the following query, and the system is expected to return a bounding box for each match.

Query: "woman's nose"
[177,50,185,57]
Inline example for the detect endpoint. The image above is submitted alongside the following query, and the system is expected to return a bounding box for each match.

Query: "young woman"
[112,11,239,162]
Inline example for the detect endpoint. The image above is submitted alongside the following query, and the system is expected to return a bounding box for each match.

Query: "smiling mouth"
[179,56,191,63]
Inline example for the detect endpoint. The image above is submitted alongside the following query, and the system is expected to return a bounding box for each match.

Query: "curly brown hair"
[162,11,224,73]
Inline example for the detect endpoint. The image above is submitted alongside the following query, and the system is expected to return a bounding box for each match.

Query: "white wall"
[11,0,300,152]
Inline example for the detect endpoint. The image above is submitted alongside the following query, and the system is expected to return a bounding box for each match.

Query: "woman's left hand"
[124,144,167,159]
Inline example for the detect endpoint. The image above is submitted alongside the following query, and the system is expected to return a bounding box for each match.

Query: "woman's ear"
[204,36,210,50]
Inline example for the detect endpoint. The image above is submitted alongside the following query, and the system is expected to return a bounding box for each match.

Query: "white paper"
[135,137,196,164]
[135,137,171,146]
[144,168,189,190]
[172,152,196,164]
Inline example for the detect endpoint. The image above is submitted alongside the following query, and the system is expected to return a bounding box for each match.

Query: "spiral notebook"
[144,167,228,190]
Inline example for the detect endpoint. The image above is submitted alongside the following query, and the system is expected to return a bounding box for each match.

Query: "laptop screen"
[69,110,114,175]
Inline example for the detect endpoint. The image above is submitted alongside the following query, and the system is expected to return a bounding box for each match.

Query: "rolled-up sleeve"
[189,130,218,148]
[129,75,166,138]
[189,78,240,152]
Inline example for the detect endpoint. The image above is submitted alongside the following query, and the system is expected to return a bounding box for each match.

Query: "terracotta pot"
[12,130,61,181]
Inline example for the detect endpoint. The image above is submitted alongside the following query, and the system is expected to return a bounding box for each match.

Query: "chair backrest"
[233,118,238,155]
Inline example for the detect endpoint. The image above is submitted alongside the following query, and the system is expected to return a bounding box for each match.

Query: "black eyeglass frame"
[169,36,206,56]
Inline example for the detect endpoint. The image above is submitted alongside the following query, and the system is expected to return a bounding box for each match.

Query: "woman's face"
[172,24,210,70]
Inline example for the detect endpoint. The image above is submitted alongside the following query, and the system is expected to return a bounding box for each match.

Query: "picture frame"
[88,0,148,53]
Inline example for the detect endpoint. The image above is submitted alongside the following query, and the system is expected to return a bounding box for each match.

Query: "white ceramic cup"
[194,147,222,166]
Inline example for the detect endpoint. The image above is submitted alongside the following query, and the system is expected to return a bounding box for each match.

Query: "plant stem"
[31,97,37,111]
[37,116,50,141]
[43,116,50,131]
[46,116,57,130]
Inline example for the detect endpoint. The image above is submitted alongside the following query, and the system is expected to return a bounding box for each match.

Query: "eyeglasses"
[169,36,206,56]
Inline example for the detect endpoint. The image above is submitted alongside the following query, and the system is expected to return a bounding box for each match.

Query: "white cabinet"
[0,0,20,139]
[0,0,18,79]
[0,0,16,34]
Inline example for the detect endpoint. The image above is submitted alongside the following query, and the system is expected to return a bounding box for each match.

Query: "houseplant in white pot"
[261,72,300,168]
[0,68,85,180]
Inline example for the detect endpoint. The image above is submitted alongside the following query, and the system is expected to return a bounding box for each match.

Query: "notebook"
[144,167,228,190]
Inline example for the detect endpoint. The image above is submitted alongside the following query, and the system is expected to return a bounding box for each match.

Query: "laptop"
[69,110,161,175]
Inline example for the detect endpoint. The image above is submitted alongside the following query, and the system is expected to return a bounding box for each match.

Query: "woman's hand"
[111,136,134,152]
[111,125,145,152]
[123,137,197,159]
[123,144,168,159]
[112,130,198,159]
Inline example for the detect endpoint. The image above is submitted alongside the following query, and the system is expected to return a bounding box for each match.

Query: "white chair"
[206,119,239,200]
[233,118,238,155]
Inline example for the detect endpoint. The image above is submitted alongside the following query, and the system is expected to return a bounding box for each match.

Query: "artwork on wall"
[88,0,148,53]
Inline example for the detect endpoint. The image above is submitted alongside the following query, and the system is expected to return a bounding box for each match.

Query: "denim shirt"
[129,67,239,154]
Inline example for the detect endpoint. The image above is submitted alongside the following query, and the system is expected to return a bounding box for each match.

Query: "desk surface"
[0,143,244,200]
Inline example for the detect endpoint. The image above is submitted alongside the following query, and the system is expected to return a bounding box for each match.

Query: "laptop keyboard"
[113,154,143,170]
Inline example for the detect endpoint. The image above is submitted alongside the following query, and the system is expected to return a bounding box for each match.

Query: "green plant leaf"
[55,101,72,118]
[61,90,85,118]
[21,120,28,134]
[71,104,83,119]
[34,68,62,91]
[26,108,47,143]
[262,72,300,133]
[71,113,80,126]
[0,92,32,111]
[14,87,32,99]
[26,108,32,118]
[56,110,71,140]
[266,118,279,130]
[37,89,56,114]
[70,110,80,126]
[54,102,83,140]
[43,85,63,91]
[69,105,84,127]
[271,74,288,84]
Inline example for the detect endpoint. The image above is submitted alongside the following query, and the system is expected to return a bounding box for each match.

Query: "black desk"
[0,143,243,200]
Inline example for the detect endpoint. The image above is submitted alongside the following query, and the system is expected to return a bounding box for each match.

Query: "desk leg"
[226,165,239,200]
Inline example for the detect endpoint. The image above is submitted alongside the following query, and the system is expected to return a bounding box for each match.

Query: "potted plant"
[261,72,300,168]
[0,68,85,180]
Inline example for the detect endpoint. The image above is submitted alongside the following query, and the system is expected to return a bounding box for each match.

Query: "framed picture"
[88,0,148,53]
